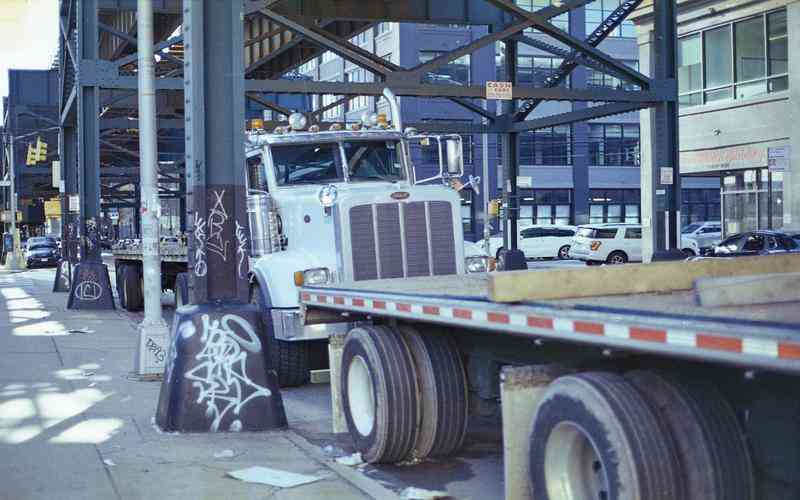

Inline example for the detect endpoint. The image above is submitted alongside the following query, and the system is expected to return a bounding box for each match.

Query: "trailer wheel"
[529,371,683,500]
[342,325,419,463]
[626,371,755,500]
[115,262,127,310]
[121,264,143,311]
[249,285,309,387]
[174,272,188,309]
[396,325,468,459]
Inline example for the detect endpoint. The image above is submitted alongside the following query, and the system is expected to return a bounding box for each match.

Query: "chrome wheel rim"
[347,355,376,436]
[545,422,610,500]
[559,246,570,259]
[610,254,624,264]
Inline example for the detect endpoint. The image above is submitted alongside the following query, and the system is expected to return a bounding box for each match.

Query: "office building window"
[321,51,337,64]
[349,30,369,46]
[321,94,343,121]
[519,126,572,165]
[589,189,641,223]
[679,9,788,107]
[376,23,393,36]
[586,0,636,37]
[588,124,639,166]
[298,58,317,74]
[587,60,640,90]
[519,189,572,225]
[516,0,569,31]
[681,188,721,225]
[419,51,470,85]
[347,68,371,111]
[518,56,568,87]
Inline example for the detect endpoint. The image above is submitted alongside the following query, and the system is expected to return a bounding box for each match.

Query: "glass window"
[517,0,569,31]
[679,35,702,94]
[419,51,470,85]
[596,228,618,239]
[589,124,639,166]
[625,227,642,239]
[585,0,634,38]
[768,11,788,75]
[705,26,732,88]
[271,144,342,186]
[735,17,766,82]
[343,141,405,182]
[520,126,572,165]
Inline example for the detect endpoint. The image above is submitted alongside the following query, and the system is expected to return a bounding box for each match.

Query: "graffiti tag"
[193,212,208,277]
[207,190,230,261]
[235,220,248,279]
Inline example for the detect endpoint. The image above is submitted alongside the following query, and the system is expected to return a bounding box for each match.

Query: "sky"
[0,0,59,118]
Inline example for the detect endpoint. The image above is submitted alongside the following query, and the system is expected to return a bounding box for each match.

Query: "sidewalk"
[0,268,373,500]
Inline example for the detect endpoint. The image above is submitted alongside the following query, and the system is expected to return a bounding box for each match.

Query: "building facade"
[295,2,718,241]
[635,0,800,241]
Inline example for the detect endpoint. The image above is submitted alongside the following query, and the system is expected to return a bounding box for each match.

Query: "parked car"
[25,237,60,268]
[710,230,799,257]
[475,225,577,260]
[569,223,643,265]
[680,221,721,256]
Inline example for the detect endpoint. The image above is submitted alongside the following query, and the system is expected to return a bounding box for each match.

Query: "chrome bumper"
[271,308,353,341]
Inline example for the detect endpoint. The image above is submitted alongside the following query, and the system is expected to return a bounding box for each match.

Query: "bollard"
[500,364,571,500]
[53,259,71,292]
[328,330,348,434]
[67,262,115,309]
[155,302,286,432]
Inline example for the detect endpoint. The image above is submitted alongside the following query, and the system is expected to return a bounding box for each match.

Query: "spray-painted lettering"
[235,220,248,279]
[207,190,230,261]
[193,212,207,277]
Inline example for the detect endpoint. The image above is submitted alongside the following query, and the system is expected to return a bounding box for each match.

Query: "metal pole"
[7,136,20,270]
[135,0,169,376]
[482,100,491,256]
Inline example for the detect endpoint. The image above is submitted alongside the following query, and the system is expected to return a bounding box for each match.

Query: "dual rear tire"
[529,370,754,500]
[341,325,468,463]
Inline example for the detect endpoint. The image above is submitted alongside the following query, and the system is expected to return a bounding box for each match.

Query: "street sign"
[768,146,790,172]
[486,81,512,100]
[0,180,10,187]
[69,195,79,212]
[52,161,60,188]
[660,167,674,185]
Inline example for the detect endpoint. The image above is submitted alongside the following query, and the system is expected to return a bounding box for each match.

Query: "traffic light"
[35,136,48,162]
[26,143,37,165]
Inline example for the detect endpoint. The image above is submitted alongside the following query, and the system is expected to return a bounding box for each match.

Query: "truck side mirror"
[446,138,463,176]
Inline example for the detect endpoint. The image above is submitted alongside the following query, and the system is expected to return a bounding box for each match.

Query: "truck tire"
[626,370,755,500]
[250,285,309,387]
[115,262,127,310]
[396,325,468,459]
[342,325,419,463]
[122,264,143,311]
[529,371,683,500]
[174,272,188,309]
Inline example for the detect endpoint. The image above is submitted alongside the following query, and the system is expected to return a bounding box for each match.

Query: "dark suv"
[25,237,60,268]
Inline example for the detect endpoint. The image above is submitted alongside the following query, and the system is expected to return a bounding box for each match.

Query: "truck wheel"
[529,372,683,500]
[122,264,143,311]
[606,251,628,264]
[250,285,309,387]
[115,263,127,310]
[342,325,419,463]
[396,325,468,459]
[174,272,188,309]
[626,371,755,500]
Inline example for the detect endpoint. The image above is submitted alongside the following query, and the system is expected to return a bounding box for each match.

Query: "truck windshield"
[343,140,404,182]
[272,143,343,186]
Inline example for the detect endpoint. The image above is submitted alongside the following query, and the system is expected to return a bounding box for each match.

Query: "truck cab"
[244,90,478,385]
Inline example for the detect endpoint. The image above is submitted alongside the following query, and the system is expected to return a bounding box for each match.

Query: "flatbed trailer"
[112,244,188,310]
[300,263,800,500]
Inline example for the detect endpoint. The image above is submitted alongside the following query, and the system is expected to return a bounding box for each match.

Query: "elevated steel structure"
[58,0,680,306]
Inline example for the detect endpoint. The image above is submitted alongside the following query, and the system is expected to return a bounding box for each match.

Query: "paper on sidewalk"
[226,466,322,488]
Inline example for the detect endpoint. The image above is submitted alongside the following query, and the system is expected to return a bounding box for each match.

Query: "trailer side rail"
[300,287,800,375]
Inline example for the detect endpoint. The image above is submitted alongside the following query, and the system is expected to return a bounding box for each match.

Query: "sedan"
[476,225,577,260]
[711,231,799,257]
[26,242,60,268]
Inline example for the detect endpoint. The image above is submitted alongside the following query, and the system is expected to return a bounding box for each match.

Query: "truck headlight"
[465,255,489,273]
[294,267,331,286]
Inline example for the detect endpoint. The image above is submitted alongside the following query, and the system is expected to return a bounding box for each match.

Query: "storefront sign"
[768,146,790,172]
[486,81,512,100]
[44,199,61,218]
[681,145,767,174]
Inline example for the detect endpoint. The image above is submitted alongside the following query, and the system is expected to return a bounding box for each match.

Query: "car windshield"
[271,143,343,186]
[29,243,56,251]
[343,140,404,182]
[682,223,701,234]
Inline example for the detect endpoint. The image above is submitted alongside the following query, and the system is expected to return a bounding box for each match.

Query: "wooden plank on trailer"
[488,254,800,303]
[694,272,800,308]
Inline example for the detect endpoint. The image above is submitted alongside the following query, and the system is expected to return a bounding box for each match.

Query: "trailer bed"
[301,273,800,374]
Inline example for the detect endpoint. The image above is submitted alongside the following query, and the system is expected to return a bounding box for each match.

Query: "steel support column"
[156,0,286,433]
[649,0,681,259]
[569,6,590,226]
[68,0,115,309]
[501,40,522,266]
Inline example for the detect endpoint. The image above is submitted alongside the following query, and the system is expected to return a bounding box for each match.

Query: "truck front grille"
[350,201,457,281]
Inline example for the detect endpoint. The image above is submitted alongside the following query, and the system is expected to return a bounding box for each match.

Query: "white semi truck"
[114,89,486,387]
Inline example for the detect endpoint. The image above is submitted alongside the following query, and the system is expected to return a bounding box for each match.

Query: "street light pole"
[7,135,20,270]
[135,0,169,377]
